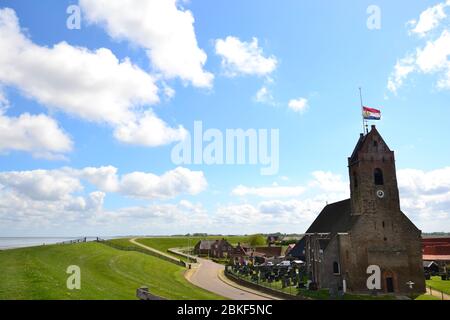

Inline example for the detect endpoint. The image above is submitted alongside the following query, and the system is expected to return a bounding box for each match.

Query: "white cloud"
[288,98,309,113]
[79,0,213,88]
[388,30,450,93]
[119,167,207,200]
[214,199,323,233]
[0,165,210,235]
[215,36,277,77]
[79,166,120,193]
[232,184,305,198]
[416,30,450,73]
[254,86,276,105]
[388,2,450,93]
[409,1,450,37]
[397,167,450,230]
[0,169,82,201]
[113,111,187,147]
[0,111,73,159]
[0,8,184,148]
[0,166,207,203]
[309,171,348,193]
[387,56,416,94]
[0,8,158,125]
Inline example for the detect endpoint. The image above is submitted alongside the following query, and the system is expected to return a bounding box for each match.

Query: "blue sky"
[0,0,449,236]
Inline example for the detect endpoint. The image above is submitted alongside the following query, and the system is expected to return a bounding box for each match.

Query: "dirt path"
[426,287,450,300]
[129,238,181,264]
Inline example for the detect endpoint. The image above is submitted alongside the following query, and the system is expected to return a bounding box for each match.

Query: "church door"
[386,277,394,293]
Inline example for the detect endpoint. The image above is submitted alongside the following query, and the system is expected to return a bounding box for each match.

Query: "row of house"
[193,239,283,261]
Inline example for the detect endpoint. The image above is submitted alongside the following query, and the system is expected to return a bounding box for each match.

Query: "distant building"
[266,235,281,246]
[284,243,296,257]
[289,126,425,295]
[423,261,440,274]
[253,246,283,258]
[422,237,450,262]
[193,239,233,258]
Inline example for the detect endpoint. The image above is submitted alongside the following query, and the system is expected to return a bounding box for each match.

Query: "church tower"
[290,124,425,294]
[348,125,400,216]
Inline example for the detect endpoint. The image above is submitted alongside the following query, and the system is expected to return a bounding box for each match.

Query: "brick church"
[290,125,425,295]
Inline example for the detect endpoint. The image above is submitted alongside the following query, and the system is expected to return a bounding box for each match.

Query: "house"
[210,239,233,258]
[288,126,425,295]
[285,243,296,257]
[253,246,283,258]
[230,242,249,257]
[194,240,216,256]
[266,235,281,246]
[423,261,440,274]
[193,239,233,258]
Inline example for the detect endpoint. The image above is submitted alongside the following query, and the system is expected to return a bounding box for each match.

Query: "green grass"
[426,276,450,295]
[414,294,441,300]
[0,242,223,300]
[106,238,140,248]
[135,236,251,260]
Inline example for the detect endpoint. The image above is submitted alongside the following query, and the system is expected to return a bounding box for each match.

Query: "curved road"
[186,258,278,300]
[129,239,277,300]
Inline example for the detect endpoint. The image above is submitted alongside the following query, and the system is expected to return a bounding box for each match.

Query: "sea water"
[0,237,108,250]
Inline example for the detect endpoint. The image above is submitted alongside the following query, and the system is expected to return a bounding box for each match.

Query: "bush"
[248,234,266,247]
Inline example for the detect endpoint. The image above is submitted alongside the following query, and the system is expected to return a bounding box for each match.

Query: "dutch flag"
[363,106,381,120]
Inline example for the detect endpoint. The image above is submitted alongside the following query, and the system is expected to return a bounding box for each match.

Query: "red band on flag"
[363,106,381,113]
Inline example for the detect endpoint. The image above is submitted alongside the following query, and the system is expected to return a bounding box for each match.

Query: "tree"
[248,234,266,247]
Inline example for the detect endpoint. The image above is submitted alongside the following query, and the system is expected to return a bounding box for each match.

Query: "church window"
[373,140,378,150]
[374,168,384,185]
[353,172,358,188]
[333,261,340,274]
[382,221,385,228]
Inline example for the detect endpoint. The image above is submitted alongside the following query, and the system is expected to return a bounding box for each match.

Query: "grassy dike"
[0,242,223,300]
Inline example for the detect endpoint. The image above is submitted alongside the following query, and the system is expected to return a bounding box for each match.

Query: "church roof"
[288,199,359,258]
[306,199,358,234]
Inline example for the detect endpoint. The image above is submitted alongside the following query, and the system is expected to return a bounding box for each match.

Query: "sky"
[0,0,449,237]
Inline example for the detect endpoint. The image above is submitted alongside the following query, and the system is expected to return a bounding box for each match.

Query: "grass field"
[414,294,440,300]
[426,276,450,295]
[0,242,223,300]
[134,236,251,260]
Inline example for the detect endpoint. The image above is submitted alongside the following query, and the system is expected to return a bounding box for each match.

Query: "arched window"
[333,261,340,274]
[374,168,384,185]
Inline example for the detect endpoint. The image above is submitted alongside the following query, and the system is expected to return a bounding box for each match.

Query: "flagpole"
[359,87,368,134]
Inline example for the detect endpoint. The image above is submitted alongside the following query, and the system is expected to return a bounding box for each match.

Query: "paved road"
[128,239,278,300]
[186,258,278,300]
